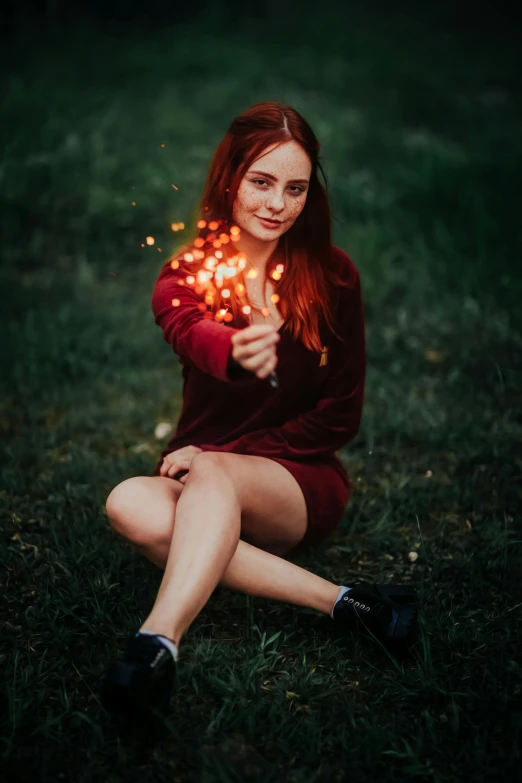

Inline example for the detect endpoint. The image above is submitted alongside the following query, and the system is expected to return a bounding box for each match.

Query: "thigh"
[189,451,308,555]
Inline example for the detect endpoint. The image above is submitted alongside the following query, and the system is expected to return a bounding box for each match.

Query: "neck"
[233,233,280,273]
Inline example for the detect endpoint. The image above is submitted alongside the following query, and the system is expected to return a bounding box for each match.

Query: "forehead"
[248,141,311,177]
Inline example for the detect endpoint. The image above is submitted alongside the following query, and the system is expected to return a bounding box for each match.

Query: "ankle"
[330,585,353,618]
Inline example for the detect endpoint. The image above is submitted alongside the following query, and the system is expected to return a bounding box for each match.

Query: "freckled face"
[232,140,311,242]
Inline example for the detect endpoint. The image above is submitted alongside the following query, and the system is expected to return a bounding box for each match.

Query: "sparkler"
[169,219,283,388]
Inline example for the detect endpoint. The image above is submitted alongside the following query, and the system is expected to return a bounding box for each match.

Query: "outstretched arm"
[152,262,258,385]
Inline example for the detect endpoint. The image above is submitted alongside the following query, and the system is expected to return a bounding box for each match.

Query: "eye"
[252,179,305,195]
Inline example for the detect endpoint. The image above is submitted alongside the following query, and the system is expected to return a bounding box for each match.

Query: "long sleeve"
[198,271,366,460]
[152,262,258,385]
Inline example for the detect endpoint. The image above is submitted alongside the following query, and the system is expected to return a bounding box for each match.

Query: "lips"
[257,216,282,226]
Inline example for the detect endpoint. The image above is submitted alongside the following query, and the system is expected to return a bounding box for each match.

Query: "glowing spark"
[132,201,136,206]
[146,236,155,246]
[170,222,283,387]
[171,184,178,190]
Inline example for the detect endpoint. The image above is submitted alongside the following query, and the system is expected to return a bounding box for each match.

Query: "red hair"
[170,101,356,352]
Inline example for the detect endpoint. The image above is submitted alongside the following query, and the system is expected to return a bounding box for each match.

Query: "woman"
[100,101,418,722]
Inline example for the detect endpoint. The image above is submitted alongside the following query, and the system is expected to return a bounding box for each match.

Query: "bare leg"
[136,463,341,645]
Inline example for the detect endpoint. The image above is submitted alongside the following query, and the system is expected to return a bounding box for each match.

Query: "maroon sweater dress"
[151,244,366,553]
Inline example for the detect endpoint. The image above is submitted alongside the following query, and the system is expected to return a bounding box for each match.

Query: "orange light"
[141,243,145,247]
[171,298,180,307]
[158,248,162,252]
[218,233,230,244]
[171,223,179,231]
[261,307,270,316]
[171,184,179,190]
[224,312,233,322]
[229,225,240,235]
[146,236,155,245]
[208,220,219,230]
[132,201,136,206]
[186,275,195,284]
[222,289,230,298]
[272,271,282,280]
[197,220,207,229]
[161,143,166,147]
[215,250,223,258]
[271,294,280,303]
[184,253,194,262]
[213,240,222,248]
[171,260,180,269]
[194,237,204,248]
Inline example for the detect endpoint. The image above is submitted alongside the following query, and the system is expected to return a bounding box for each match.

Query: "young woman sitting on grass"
[100,100,419,724]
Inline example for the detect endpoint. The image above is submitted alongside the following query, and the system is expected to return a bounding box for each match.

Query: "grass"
[1,3,521,781]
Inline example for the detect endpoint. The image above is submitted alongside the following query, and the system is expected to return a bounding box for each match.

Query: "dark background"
[1,2,520,781]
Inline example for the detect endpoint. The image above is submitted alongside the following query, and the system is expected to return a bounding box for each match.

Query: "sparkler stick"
[169,219,283,388]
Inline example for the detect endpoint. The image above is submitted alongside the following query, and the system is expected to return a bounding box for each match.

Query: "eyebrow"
[249,169,310,185]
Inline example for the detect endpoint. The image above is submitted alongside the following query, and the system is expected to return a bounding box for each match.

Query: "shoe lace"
[347,582,395,623]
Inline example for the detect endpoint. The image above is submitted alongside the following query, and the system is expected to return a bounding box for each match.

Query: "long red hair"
[169,101,355,352]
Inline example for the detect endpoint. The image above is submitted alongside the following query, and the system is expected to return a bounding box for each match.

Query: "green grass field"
[1,4,521,781]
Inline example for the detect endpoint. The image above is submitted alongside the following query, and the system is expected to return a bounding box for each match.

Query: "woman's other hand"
[230,323,280,380]
[159,445,203,481]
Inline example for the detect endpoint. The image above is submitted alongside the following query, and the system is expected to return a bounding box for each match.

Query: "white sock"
[330,585,353,619]
[137,629,179,663]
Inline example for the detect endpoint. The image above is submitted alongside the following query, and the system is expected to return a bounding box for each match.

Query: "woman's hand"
[231,323,280,379]
[159,445,203,482]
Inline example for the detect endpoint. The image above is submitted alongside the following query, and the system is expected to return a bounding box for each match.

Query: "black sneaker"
[332,582,419,646]
[100,632,177,718]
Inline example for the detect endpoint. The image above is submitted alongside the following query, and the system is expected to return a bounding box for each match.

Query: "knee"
[189,451,230,478]
[105,477,156,542]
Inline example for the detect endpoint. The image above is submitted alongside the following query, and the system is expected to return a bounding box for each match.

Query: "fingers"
[159,454,183,478]
[255,353,278,379]
[252,347,279,378]
[231,331,280,373]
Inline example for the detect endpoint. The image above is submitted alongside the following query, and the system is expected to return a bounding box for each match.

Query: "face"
[231,140,311,243]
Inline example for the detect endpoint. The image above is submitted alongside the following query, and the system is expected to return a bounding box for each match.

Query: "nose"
[266,188,285,212]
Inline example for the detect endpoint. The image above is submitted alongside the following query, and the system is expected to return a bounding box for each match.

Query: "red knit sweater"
[151,245,366,485]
